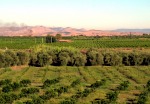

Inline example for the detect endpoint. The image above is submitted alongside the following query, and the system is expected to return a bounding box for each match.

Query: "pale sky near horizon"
[0,0,150,30]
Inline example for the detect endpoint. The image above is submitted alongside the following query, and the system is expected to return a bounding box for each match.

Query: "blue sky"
[0,0,150,29]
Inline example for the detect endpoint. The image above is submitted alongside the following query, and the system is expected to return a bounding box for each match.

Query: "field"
[0,66,150,104]
[0,37,150,49]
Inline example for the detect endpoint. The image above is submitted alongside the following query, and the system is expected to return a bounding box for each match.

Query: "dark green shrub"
[21,88,39,95]
[117,81,130,91]
[60,98,76,104]
[10,82,20,91]
[40,90,58,100]
[90,79,106,89]
[106,91,118,102]
[0,79,12,86]
[23,100,34,104]
[43,78,60,88]
[0,93,18,104]
[32,97,45,104]
[57,86,69,96]
[20,79,31,87]
[137,91,148,104]
[2,85,12,93]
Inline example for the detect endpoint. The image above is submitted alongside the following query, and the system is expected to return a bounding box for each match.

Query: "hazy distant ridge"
[113,29,150,33]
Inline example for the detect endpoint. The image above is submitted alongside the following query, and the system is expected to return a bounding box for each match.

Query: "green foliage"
[92,99,109,104]
[0,93,19,104]
[128,52,144,66]
[137,91,148,104]
[86,49,103,66]
[4,50,19,66]
[60,98,76,104]
[17,51,29,65]
[32,97,45,104]
[0,79,12,86]
[36,51,52,67]
[43,78,60,88]
[58,51,70,66]
[10,82,20,91]
[103,52,122,66]
[46,35,57,43]
[0,52,6,68]
[90,79,106,89]
[20,79,31,87]
[117,81,130,91]
[56,86,69,96]
[21,88,39,95]
[2,85,12,93]
[106,91,118,102]
[71,79,80,87]
[73,53,87,66]
[40,90,58,100]
[55,34,62,40]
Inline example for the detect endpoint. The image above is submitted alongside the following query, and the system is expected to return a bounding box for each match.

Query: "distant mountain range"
[0,26,149,36]
[113,29,150,33]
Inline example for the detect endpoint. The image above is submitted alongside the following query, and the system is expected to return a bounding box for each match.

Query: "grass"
[0,66,150,104]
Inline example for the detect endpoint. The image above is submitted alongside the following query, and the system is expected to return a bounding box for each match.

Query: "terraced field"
[0,66,150,104]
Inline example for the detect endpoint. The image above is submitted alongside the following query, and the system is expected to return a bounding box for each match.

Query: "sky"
[0,0,150,30]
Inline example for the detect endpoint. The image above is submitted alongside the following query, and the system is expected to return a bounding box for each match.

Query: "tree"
[46,35,57,43]
[73,53,87,66]
[58,51,70,66]
[4,50,19,66]
[17,51,29,65]
[86,49,103,66]
[36,51,52,67]
[55,34,62,40]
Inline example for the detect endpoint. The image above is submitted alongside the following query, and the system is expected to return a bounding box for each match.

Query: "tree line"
[0,46,150,68]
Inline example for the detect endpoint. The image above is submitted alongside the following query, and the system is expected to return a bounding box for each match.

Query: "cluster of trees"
[0,50,29,68]
[0,46,150,68]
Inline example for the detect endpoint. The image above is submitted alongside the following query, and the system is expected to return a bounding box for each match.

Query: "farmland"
[0,36,150,49]
[0,36,150,104]
[0,66,149,104]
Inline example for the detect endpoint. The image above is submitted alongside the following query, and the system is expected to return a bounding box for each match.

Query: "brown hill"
[0,26,143,36]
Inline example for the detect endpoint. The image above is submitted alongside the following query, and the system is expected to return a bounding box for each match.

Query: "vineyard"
[0,37,150,49]
[0,66,149,104]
